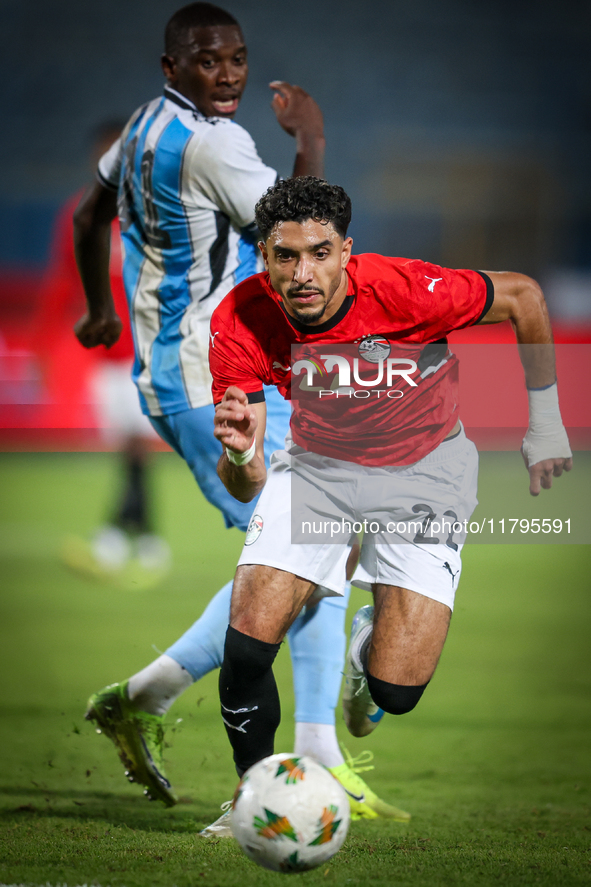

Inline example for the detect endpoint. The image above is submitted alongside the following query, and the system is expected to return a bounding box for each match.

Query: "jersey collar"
[163,86,200,113]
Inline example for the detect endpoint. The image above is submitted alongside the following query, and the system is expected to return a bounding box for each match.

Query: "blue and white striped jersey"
[97,86,277,416]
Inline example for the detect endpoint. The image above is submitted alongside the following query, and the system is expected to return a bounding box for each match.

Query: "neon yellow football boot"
[85,680,176,807]
[330,747,410,821]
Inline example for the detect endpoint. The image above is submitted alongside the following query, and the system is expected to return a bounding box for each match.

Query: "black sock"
[219,626,281,775]
[366,671,428,715]
[112,454,150,533]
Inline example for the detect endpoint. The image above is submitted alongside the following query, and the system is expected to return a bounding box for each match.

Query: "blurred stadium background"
[1,0,590,448]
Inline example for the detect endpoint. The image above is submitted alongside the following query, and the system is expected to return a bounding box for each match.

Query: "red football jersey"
[209,253,492,466]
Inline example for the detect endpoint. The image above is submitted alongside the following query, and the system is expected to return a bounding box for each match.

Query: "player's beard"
[287,287,327,325]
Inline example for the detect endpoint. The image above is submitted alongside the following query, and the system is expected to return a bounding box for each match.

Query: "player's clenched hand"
[522,453,573,496]
[214,386,258,454]
[269,81,324,139]
[74,312,122,349]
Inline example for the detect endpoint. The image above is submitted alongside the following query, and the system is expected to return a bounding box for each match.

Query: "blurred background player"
[33,121,170,590]
[74,3,405,834]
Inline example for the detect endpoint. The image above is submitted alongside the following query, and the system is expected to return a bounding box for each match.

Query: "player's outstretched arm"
[72,181,122,349]
[214,387,267,503]
[479,271,572,495]
[269,81,325,178]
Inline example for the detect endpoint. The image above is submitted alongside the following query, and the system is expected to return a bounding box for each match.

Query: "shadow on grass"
[0,785,218,832]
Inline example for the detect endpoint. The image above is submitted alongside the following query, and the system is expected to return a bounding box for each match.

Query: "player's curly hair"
[165,3,240,56]
[255,177,352,241]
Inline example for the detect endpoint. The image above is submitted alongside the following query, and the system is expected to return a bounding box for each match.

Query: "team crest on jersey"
[245,514,264,546]
[358,336,391,364]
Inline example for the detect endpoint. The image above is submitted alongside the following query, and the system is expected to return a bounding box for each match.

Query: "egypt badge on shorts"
[245,513,264,546]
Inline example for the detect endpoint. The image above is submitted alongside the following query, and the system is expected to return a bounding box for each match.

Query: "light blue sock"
[165,578,352,727]
[165,580,232,680]
[287,583,351,725]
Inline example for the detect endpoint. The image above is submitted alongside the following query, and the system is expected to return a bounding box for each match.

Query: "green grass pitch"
[0,451,589,886]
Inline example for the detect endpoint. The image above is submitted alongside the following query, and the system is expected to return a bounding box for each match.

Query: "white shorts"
[90,360,156,444]
[237,427,478,611]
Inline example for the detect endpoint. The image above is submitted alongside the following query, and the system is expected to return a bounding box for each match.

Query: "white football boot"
[342,605,385,737]
[199,800,233,838]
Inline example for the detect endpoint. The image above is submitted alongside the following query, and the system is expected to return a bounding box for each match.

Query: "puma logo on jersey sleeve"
[425,276,443,292]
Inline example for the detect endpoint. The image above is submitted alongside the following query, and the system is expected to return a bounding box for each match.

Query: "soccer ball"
[231,753,350,873]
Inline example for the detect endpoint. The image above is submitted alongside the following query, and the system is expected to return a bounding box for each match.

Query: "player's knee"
[223,625,280,681]
[366,672,428,715]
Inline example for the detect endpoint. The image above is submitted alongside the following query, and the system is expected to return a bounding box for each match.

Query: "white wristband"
[225,437,256,466]
[521,382,572,467]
